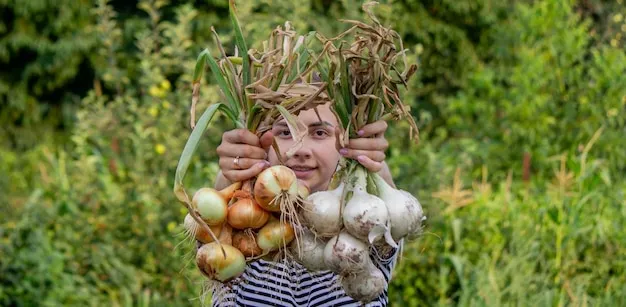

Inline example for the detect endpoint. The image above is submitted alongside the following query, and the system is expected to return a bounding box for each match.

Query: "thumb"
[260,131,274,151]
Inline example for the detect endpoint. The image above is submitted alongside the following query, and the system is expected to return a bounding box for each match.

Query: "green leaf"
[173,103,223,202]
[201,48,240,116]
[338,44,353,117]
[287,31,317,83]
[229,0,250,92]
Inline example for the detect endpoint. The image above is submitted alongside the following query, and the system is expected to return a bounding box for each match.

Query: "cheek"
[316,149,341,175]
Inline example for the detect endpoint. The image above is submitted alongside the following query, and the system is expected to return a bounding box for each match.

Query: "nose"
[291,138,313,160]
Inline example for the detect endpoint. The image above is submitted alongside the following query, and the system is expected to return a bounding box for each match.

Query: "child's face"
[268,103,340,193]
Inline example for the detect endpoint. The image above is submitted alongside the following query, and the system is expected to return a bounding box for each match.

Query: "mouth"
[289,165,316,179]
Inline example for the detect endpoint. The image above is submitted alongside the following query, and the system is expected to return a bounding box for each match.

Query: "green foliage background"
[1,0,625,306]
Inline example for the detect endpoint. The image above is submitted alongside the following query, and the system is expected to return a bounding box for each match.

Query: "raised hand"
[216,129,274,183]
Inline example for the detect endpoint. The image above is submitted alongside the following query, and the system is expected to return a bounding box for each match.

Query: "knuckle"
[236,129,248,141]
[224,129,236,141]
[216,144,226,156]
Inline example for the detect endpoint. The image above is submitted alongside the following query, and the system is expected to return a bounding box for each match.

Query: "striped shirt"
[211,245,400,306]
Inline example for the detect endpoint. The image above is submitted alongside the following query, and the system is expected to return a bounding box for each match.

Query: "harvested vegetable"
[289,228,327,272]
[323,230,371,275]
[232,231,263,258]
[257,219,296,253]
[184,214,223,244]
[302,183,345,238]
[340,261,386,303]
[196,243,246,282]
[227,198,270,230]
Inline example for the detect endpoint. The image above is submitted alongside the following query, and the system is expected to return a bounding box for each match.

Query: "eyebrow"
[274,121,334,128]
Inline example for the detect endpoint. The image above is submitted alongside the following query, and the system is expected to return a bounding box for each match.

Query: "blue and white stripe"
[212,246,399,306]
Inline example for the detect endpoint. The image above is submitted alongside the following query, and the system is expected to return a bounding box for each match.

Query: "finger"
[259,131,274,151]
[345,138,389,151]
[216,143,268,160]
[339,148,386,162]
[357,120,388,138]
[356,155,383,173]
[223,129,261,146]
[219,156,269,171]
[223,162,269,182]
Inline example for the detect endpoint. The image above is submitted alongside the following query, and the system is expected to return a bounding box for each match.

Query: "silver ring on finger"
[233,156,241,169]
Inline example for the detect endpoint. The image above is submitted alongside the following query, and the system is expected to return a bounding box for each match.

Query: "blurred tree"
[0,0,96,149]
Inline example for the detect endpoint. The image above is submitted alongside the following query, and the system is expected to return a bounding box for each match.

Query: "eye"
[312,129,330,139]
[276,129,292,139]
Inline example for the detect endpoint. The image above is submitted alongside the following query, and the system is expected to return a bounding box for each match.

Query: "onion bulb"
[342,182,388,242]
[254,165,298,212]
[192,188,228,225]
[341,261,386,303]
[184,213,223,244]
[196,243,246,282]
[257,220,295,252]
[373,174,424,241]
[323,230,370,275]
[217,223,233,245]
[289,228,327,271]
[297,179,311,199]
[302,183,344,237]
[227,198,270,229]
[232,231,263,257]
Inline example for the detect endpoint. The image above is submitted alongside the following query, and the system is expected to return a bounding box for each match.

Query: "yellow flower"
[149,106,159,117]
[149,85,161,97]
[610,39,619,47]
[415,44,424,55]
[162,101,171,109]
[155,143,166,155]
[160,79,171,91]
[167,221,177,232]
[613,14,623,23]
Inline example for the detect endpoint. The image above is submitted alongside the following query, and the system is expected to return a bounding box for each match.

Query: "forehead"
[275,103,339,127]
[297,103,338,126]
